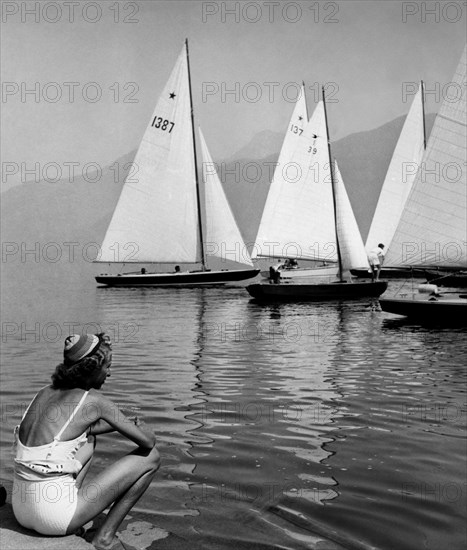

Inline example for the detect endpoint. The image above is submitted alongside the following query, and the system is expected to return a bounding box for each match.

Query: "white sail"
[385,46,467,268]
[99,45,201,263]
[333,161,369,271]
[254,100,338,262]
[366,83,425,256]
[253,85,309,259]
[199,128,254,267]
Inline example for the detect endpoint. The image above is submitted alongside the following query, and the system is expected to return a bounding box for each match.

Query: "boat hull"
[96,269,260,287]
[350,267,426,279]
[246,281,388,302]
[424,270,467,288]
[380,296,467,324]
[261,266,339,281]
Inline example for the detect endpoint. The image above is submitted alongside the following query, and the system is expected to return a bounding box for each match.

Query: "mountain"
[224,129,284,164]
[0,151,134,291]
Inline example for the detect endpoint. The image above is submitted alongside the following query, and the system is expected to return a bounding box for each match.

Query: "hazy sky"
[1,0,466,190]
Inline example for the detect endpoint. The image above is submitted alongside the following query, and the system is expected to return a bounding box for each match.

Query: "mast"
[322,86,344,282]
[186,38,207,270]
[420,80,426,150]
[302,80,308,120]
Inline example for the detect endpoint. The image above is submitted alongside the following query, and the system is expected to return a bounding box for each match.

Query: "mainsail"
[199,128,254,267]
[384,46,467,269]
[99,45,201,264]
[253,85,309,259]
[366,83,426,255]
[333,161,369,271]
[254,98,337,262]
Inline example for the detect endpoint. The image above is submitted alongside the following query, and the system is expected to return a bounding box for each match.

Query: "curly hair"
[52,333,112,390]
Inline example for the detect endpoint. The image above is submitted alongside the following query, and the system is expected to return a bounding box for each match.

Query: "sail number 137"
[151,116,175,133]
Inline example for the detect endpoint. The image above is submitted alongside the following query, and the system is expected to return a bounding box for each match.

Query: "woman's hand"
[132,416,144,428]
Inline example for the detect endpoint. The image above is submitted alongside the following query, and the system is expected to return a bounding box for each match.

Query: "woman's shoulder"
[27,384,56,406]
[87,389,118,410]
[86,390,124,424]
[30,386,87,412]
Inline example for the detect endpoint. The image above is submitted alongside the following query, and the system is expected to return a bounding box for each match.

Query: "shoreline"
[0,478,349,550]
[0,479,187,550]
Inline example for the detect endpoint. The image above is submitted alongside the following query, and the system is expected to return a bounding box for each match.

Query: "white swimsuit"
[12,389,89,535]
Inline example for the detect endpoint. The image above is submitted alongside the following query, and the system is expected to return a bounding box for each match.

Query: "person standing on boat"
[269,259,284,283]
[12,333,160,550]
[368,243,385,282]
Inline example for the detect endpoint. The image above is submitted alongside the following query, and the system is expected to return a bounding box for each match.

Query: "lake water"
[1,279,466,550]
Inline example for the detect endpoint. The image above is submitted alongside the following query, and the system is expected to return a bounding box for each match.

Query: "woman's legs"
[91,468,155,548]
[66,443,160,547]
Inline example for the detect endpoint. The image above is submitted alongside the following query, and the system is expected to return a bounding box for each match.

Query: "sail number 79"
[151,116,175,133]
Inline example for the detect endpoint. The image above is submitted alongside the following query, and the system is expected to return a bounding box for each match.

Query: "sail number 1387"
[151,116,175,133]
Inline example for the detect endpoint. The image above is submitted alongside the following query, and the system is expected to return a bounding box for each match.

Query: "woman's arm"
[89,417,144,435]
[89,391,156,449]
[88,419,115,435]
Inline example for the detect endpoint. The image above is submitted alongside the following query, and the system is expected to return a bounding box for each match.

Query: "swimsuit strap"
[54,390,89,441]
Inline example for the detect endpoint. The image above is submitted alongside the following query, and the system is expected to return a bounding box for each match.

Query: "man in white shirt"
[368,243,385,282]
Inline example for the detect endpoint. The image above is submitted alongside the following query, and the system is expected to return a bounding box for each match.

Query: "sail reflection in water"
[191,296,342,507]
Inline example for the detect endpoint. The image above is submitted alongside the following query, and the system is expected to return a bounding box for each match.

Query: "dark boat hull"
[380,296,467,324]
[246,281,388,302]
[424,270,467,288]
[350,267,426,279]
[96,268,260,287]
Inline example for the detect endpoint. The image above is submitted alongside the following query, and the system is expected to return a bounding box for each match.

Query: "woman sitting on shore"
[12,333,160,550]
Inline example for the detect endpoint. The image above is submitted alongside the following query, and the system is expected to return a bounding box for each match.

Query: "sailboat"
[351,81,427,280]
[380,45,467,320]
[246,88,388,301]
[253,85,369,283]
[95,41,259,287]
[380,286,467,323]
[253,85,342,281]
